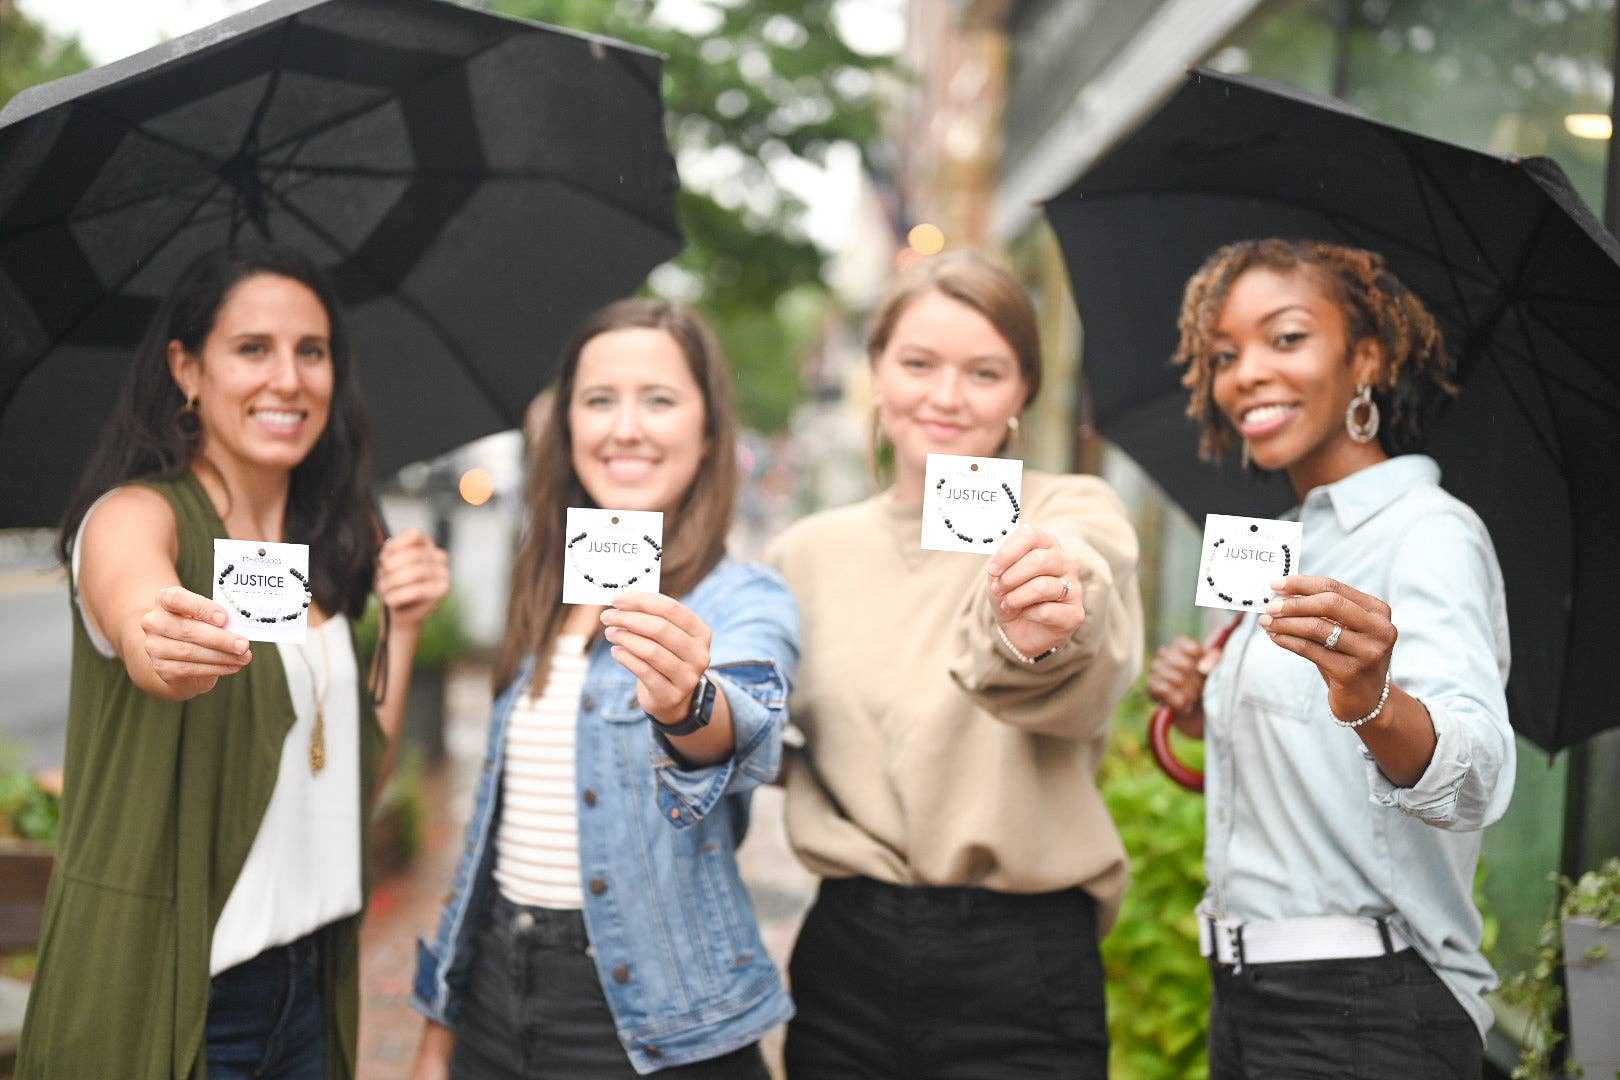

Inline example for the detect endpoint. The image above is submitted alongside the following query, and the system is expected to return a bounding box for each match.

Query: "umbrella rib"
[1518,309,1620,405]
[0,175,231,419]
[257,183,515,424]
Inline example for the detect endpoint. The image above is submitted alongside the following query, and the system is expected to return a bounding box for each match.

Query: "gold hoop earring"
[174,395,202,441]
[1007,415,1020,434]
[1345,384,1380,444]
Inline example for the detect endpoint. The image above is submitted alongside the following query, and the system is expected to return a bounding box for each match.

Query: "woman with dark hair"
[17,244,449,1080]
[767,250,1143,1079]
[409,298,796,1079]
[1147,238,1516,1078]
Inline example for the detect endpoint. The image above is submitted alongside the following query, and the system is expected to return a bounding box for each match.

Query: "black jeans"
[451,893,770,1079]
[1208,950,1482,1080]
[785,876,1109,1079]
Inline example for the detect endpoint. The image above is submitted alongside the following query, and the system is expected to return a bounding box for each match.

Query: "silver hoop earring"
[1007,415,1020,434]
[1345,384,1380,444]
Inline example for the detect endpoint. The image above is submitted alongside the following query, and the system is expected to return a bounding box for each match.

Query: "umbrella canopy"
[1044,68,1620,752]
[0,0,681,527]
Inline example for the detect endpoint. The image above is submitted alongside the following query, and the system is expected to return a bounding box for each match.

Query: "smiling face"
[1209,265,1387,494]
[568,326,708,516]
[871,289,1029,498]
[169,272,334,479]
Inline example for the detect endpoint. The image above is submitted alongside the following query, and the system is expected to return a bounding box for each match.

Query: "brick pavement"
[356,664,817,1079]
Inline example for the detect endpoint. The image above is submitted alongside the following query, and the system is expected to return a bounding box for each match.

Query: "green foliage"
[0,737,58,845]
[0,1,92,109]
[352,592,470,672]
[492,0,892,431]
[1499,860,1620,1079]
[1100,684,1211,1080]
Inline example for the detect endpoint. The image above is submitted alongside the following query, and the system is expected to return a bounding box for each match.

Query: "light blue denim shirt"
[1200,455,1516,1038]
[412,557,798,1073]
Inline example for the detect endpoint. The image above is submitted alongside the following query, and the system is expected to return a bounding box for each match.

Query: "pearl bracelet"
[996,620,1057,665]
[1332,672,1391,729]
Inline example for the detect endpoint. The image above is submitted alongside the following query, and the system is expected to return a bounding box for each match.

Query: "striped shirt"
[494,634,590,909]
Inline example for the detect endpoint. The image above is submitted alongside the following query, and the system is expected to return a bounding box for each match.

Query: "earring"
[1345,384,1380,444]
[1240,439,1252,470]
[1007,415,1021,434]
[174,395,202,441]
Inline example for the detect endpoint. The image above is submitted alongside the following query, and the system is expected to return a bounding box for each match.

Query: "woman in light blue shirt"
[1148,239,1516,1079]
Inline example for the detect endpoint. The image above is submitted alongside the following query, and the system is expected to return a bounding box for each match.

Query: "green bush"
[1101,684,1210,1080]
[352,591,469,672]
[0,737,58,844]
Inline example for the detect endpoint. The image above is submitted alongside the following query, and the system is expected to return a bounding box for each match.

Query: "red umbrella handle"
[1149,613,1246,793]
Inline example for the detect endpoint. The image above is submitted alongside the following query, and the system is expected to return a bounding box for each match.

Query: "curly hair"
[1173,238,1457,461]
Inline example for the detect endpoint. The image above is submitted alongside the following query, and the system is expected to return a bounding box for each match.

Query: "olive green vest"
[17,473,385,1080]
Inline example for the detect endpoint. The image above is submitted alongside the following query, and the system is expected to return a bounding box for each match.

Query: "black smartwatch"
[650,673,716,737]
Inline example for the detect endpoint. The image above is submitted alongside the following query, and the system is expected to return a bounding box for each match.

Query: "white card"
[562,508,664,605]
[212,539,311,643]
[1195,514,1303,612]
[921,453,1024,553]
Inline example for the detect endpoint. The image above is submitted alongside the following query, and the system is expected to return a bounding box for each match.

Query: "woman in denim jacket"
[409,299,797,1079]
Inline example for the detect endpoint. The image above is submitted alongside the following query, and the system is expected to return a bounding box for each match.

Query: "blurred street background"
[7,1,1620,1077]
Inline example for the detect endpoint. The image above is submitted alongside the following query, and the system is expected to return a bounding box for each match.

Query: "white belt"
[1199,914,1410,968]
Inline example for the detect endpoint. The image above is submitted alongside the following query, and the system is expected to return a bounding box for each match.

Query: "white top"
[72,495,364,975]
[493,634,590,909]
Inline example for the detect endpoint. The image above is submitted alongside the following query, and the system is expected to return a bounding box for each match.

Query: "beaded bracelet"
[1332,672,1391,729]
[935,475,1020,546]
[996,620,1057,664]
[215,564,313,625]
[565,531,662,590]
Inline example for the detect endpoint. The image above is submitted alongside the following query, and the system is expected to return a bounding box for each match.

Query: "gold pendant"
[309,708,326,775]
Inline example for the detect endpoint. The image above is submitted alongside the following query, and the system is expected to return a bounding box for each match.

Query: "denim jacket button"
[644,1046,661,1059]
[589,877,608,896]
[582,694,595,711]
[583,789,598,807]
[612,964,631,983]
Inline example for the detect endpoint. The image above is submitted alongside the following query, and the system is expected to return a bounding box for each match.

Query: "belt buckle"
[1227,923,1246,973]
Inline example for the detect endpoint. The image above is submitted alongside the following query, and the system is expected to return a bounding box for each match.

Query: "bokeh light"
[907,222,946,255]
[459,467,495,506]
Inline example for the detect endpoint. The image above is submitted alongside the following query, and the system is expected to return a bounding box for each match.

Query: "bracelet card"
[562,507,664,605]
[921,453,1024,553]
[1195,513,1302,612]
[212,538,311,643]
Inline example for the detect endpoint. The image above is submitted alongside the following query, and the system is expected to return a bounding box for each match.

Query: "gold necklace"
[292,625,329,775]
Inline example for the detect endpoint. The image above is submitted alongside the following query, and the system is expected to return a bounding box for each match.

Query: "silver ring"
[1324,623,1344,651]
[1059,578,1072,602]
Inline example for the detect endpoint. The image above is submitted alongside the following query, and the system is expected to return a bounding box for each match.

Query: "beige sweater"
[766,471,1142,931]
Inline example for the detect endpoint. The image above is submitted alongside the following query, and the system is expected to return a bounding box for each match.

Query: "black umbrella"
[0,0,681,528]
[1044,68,1620,753]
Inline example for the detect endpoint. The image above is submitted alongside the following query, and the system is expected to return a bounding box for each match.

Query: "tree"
[0,0,91,110]
[492,0,893,431]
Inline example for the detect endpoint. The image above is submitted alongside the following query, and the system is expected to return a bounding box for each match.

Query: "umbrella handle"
[1148,613,1246,794]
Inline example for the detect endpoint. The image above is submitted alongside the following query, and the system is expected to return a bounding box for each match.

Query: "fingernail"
[599,610,614,624]
[987,564,1002,577]
[234,638,249,653]
[1270,578,1286,591]
[1258,614,1272,627]
[999,599,1009,611]
[1197,655,1217,674]
[603,627,619,639]
[213,611,228,626]
[1264,599,1283,614]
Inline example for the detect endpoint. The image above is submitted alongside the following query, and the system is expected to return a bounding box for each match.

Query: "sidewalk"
[356,663,817,1079]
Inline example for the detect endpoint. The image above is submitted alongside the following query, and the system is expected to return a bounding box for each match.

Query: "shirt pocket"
[1231,629,1323,729]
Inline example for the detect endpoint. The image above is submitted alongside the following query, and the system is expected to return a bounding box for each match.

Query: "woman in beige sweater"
[766,251,1142,1079]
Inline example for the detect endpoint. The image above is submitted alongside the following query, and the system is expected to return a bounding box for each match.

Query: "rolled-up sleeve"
[949,475,1144,741]
[653,567,799,827]
[1361,511,1515,832]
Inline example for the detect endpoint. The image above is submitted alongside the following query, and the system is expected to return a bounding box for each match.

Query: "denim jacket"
[412,558,798,1073]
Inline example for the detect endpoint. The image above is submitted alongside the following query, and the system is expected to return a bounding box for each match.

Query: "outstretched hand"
[1259,574,1394,724]
[140,584,252,697]
[986,523,1086,660]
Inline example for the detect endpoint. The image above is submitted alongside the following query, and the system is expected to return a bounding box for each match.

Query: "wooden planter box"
[1562,916,1620,1075]
[0,841,53,953]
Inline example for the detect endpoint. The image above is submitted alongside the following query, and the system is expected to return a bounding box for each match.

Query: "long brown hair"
[493,298,738,691]
[59,244,377,617]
